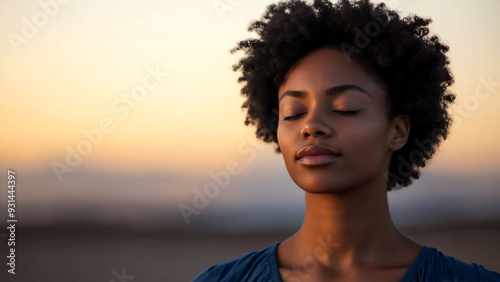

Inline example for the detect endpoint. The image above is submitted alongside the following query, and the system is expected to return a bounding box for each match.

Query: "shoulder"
[192,242,282,282]
[402,246,500,282]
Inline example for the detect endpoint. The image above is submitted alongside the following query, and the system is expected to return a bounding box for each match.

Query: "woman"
[193,0,500,281]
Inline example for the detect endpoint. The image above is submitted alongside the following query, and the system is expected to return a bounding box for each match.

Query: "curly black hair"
[231,0,455,190]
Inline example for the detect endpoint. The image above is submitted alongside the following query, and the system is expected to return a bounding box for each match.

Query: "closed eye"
[333,110,359,116]
[283,113,306,121]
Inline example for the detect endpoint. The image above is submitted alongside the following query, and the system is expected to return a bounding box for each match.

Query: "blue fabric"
[192,242,500,282]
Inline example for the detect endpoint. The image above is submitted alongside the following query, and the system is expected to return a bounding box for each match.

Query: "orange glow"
[1,0,499,177]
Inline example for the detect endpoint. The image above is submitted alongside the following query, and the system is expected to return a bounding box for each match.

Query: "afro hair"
[231,0,456,190]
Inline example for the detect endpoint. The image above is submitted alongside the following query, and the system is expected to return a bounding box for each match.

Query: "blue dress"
[192,242,500,281]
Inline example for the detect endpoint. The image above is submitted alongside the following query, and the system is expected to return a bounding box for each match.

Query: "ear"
[388,114,410,152]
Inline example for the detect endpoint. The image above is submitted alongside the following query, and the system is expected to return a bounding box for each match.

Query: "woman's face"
[277,48,407,193]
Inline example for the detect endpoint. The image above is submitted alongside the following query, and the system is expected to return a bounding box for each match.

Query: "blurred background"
[0,0,499,281]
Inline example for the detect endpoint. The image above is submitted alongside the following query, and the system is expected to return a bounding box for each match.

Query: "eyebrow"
[279,84,372,103]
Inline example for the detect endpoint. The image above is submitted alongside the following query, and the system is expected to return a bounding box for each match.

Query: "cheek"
[341,117,389,161]
[277,121,292,149]
[277,123,284,149]
[277,124,297,164]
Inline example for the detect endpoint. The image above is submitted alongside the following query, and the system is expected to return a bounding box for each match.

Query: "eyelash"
[283,110,359,121]
[334,110,359,116]
[283,113,305,121]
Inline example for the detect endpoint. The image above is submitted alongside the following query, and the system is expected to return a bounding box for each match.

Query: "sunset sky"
[0,0,499,227]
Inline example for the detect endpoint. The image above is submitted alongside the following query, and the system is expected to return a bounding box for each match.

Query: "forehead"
[278,48,384,99]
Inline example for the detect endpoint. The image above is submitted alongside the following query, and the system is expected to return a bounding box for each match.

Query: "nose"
[300,107,332,138]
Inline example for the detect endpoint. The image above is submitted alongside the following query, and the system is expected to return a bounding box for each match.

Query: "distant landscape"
[0,167,499,281]
[0,218,499,282]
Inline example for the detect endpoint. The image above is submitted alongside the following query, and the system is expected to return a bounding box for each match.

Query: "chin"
[290,172,353,194]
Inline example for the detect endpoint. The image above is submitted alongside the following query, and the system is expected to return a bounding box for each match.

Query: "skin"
[276,47,422,281]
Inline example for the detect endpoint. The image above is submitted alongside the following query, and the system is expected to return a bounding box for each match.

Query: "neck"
[294,176,406,267]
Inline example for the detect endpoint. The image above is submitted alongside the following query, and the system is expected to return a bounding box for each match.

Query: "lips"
[296,145,341,166]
